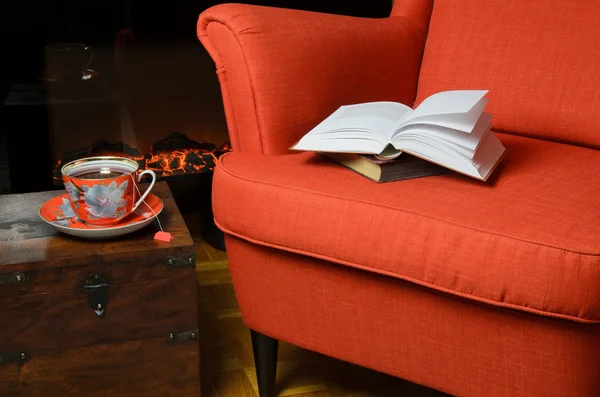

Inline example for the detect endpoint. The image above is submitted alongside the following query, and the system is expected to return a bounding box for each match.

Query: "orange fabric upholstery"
[198,1,600,396]
[213,133,600,323]
[390,0,433,33]
[226,236,600,397]
[417,1,600,149]
[197,4,429,154]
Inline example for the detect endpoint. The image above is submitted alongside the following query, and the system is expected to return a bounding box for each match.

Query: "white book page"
[393,140,479,178]
[471,133,506,179]
[396,133,476,158]
[396,97,488,133]
[291,132,388,154]
[332,101,412,135]
[400,90,488,121]
[291,101,412,154]
[293,102,411,140]
[392,112,493,152]
[396,135,473,163]
[392,131,505,181]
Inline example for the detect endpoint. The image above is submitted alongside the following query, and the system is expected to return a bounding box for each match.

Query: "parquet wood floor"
[188,215,448,397]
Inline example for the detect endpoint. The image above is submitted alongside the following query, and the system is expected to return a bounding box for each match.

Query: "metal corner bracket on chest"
[163,255,196,267]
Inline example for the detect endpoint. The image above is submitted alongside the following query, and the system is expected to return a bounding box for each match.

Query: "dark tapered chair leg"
[250,329,279,397]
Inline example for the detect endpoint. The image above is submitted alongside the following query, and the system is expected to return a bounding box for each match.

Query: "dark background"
[0,0,393,99]
[0,0,393,195]
[0,0,393,248]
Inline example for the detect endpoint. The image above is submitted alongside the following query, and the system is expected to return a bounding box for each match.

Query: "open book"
[291,90,506,181]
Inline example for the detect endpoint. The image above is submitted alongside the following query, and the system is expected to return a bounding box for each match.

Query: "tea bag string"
[129,173,165,232]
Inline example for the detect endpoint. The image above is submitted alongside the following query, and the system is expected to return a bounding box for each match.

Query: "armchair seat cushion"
[213,133,600,324]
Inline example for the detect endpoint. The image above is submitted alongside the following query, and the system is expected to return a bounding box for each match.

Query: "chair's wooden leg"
[250,329,279,397]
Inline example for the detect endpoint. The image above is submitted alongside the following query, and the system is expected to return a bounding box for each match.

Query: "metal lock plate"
[0,272,26,286]
[0,352,28,365]
[83,274,109,317]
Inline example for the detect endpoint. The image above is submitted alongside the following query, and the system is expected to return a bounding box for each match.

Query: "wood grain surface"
[0,182,194,270]
[0,182,199,397]
[20,336,199,397]
[0,270,197,352]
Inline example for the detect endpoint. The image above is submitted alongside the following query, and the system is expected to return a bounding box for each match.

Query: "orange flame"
[53,141,230,184]
[145,149,216,176]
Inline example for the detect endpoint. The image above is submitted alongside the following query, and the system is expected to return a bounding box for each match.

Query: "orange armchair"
[198,1,600,396]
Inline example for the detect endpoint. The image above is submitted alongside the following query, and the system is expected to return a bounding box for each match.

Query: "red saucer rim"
[38,192,164,231]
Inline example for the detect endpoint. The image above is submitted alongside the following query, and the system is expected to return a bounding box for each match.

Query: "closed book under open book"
[320,152,449,182]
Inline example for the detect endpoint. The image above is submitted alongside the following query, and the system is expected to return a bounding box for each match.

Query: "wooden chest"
[0,182,199,396]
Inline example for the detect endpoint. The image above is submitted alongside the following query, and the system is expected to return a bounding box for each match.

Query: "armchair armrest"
[198,3,430,154]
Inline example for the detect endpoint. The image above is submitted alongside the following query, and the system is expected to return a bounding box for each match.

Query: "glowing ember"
[52,133,230,184]
[145,149,216,176]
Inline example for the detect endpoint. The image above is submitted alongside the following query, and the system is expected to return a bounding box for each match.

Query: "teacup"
[61,156,156,226]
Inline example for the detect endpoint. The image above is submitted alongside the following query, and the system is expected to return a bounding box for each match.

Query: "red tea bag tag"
[154,231,173,242]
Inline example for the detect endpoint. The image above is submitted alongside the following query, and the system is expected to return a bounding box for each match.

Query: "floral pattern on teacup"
[53,197,80,227]
[58,197,77,218]
[64,180,80,206]
[84,180,129,220]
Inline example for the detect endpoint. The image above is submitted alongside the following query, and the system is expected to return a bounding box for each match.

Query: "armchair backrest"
[415,0,600,149]
[390,0,433,33]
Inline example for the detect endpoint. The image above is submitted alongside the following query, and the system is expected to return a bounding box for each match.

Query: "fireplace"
[0,34,230,249]
[0,0,394,189]
[51,132,230,185]
[0,0,393,250]
[48,132,230,250]
[0,68,230,249]
[1,38,230,194]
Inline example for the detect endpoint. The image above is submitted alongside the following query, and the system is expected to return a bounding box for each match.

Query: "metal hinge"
[0,272,26,286]
[83,274,109,318]
[163,255,196,268]
[0,352,28,365]
[167,329,199,344]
